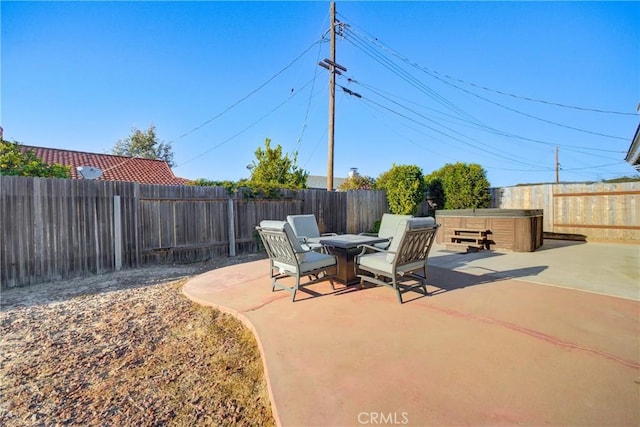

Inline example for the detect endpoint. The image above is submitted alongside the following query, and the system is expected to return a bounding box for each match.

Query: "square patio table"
[319,234,389,286]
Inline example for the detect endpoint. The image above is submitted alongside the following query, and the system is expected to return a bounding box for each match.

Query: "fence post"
[114,195,122,271]
[228,198,236,257]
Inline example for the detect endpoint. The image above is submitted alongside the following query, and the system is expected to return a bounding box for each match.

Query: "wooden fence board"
[491,182,640,242]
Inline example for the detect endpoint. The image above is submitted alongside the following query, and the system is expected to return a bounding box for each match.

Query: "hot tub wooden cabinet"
[435,209,543,252]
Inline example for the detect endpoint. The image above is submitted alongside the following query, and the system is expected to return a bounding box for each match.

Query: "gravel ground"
[0,253,274,426]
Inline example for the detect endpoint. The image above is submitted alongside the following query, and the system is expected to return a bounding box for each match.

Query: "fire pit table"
[319,234,389,286]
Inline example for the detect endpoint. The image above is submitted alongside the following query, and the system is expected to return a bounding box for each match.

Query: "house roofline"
[625,122,640,170]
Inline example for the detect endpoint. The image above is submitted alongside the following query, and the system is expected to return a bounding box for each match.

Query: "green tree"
[247,138,308,197]
[337,174,376,191]
[112,125,174,167]
[426,162,491,209]
[376,164,426,215]
[0,139,71,178]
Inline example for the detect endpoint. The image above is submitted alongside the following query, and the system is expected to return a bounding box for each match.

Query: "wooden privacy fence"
[5,176,636,288]
[491,182,640,242]
[1,177,388,288]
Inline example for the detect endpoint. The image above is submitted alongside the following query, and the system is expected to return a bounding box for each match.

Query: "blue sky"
[2,1,639,187]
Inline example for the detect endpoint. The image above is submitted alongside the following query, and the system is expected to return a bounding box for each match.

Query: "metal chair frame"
[256,224,337,302]
[356,224,440,304]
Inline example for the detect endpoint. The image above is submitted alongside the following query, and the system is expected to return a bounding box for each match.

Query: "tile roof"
[21,145,187,186]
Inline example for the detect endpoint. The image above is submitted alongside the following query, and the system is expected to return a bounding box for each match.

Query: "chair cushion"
[378,214,413,239]
[358,252,393,274]
[358,252,424,276]
[385,217,436,263]
[274,251,335,274]
[385,218,409,263]
[287,214,321,240]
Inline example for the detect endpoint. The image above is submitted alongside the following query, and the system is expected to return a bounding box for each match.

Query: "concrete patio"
[183,240,639,426]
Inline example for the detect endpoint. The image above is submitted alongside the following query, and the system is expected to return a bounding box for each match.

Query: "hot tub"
[435,209,543,252]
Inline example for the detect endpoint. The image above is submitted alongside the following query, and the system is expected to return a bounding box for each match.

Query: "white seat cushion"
[274,251,335,274]
[358,252,424,275]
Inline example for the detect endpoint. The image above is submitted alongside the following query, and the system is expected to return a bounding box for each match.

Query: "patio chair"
[256,220,338,302]
[286,214,337,251]
[355,217,439,304]
[359,213,413,249]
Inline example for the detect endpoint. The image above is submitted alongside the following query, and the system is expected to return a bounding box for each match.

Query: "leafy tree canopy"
[337,174,376,191]
[112,125,174,167]
[376,164,426,215]
[0,139,71,178]
[246,138,308,197]
[426,162,491,209]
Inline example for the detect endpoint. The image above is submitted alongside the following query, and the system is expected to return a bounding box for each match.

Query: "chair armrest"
[321,232,338,237]
[358,232,377,237]
[312,244,335,254]
[355,244,388,257]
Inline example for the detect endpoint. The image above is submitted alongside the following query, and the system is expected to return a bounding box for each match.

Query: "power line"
[340,80,629,177]
[339,82,544,167]
[340,20,630,141]
[341,84,544,168]
[420,69,638,116]
[178,77,318,167]
[173,39,323,143]
[562,162,626,171]
[296,54,325,152]
[354,79,627,157]
[342,27,478,124]
[296,12,332,151]
[338,13,637,117]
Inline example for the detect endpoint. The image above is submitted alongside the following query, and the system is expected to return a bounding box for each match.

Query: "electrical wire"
[178,77,318,167]
[340,79,628,177]
[345,85,544,168]
[338,13,637,117]
[354,79,627,159]
[295,64,325,152]
[339,82,544,167]
[296,12,332,151]
[340,20,631,141]
[342,29,478,124]
[416,68,637,116]
[173,39,323,143]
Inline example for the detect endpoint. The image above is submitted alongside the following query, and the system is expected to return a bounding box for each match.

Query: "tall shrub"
[246,138,308,197]
[426,162,491,209]
[376,164,425,215]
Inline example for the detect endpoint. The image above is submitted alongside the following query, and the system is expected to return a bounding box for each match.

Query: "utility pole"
[556,145,560,184]
[318,2,346,191]
[327,1,336,191]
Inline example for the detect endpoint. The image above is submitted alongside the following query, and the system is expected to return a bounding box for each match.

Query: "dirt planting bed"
[0,254,274,426]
